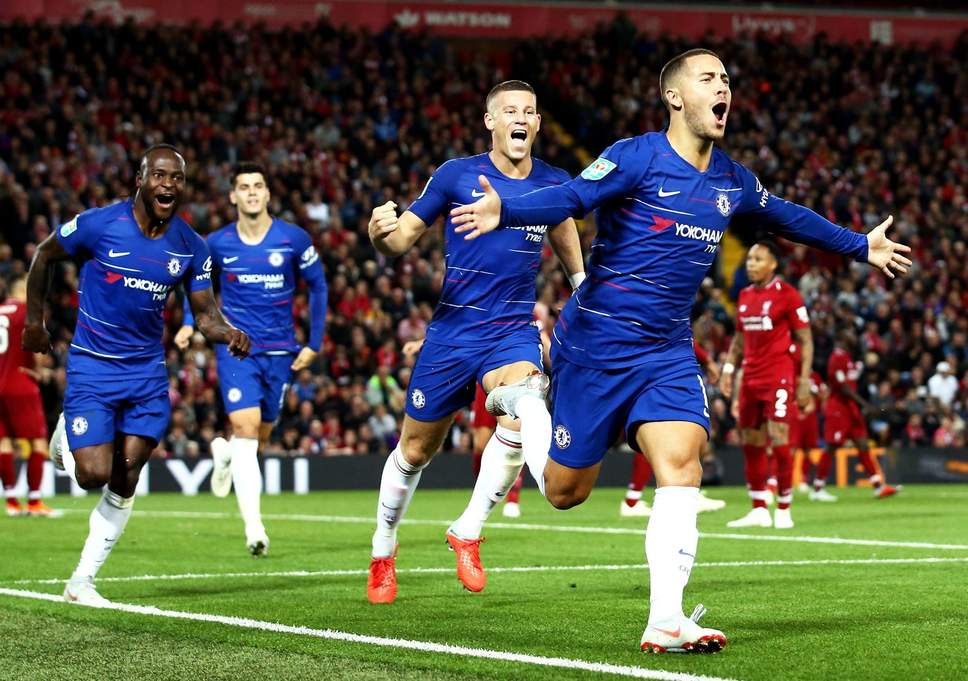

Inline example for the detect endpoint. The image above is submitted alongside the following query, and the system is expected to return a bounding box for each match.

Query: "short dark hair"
[230,161,268,187]
[659,48,722,109]
[485,80,536,112]
[140,143,184,174]
[753,239,782,264]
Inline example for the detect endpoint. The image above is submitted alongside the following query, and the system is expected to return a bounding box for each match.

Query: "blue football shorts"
[216,346,294,424]
[548,350,711,469]
[405,327,543,422]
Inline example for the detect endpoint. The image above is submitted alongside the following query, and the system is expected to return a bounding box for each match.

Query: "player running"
[366,80,584,604]
[450,49,910,653]
[174,161,327,556]
[720,241,813,529]
[26,145,250,605]
[0,275,56,517]
[819,329,900,499]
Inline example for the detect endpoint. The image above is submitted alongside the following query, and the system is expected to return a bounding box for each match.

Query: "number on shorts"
[696,374,710,418]
[0,315,9,354]
[774,388,788,419]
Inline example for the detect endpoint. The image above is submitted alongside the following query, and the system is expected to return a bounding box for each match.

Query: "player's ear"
[535,112,542,132]
[484,111,495,131]
[665,87,683,112]
[229,189,237,207]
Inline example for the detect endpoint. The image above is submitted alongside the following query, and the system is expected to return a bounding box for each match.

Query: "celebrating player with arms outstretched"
[720,241,813,530]
[366,80,584,604]
[451,49,910,653]
[175,162,328,556]
[26,145,250,604]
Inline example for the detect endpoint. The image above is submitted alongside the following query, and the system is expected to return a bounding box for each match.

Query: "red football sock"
[773,444,793,510]
[814,451,833,490]
[472,448,483,480]
[506,472,523,504]
[625,453,653,506]
[0,452,15,495]
[800,449,813,479]
[743,444,769,508]
[27,452,45,498]
[857,450,882,488]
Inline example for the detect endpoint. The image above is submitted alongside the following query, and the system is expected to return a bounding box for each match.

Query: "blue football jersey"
[57,200,212,375]
[407,153,569,346]
[500,132,868,368]
[184,219,327,355]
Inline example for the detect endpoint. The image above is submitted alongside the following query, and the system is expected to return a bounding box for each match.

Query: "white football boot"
[726,506,773,528]
[485,372,550,419]
[620,500,652,517]
[809,487,838,502]
[246,526,270,557]
[64,577,111,607]
[773,507,794,529]
[641,604,727,654]
[209,436,232,498]
[696,492,726,513]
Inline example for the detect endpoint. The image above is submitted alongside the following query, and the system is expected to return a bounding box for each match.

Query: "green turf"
[2,485,967,681]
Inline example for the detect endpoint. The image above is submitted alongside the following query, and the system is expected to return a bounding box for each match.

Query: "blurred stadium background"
[0,0,965,494]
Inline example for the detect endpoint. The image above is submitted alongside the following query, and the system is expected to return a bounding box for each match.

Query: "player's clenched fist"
[226,328,251,358]
[368,201,399,242]
[22,322,51,354]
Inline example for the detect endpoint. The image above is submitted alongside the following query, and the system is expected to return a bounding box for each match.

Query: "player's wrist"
[567,271,586,290]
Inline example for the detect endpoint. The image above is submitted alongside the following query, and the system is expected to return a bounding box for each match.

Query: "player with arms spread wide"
[450,49,910,652]
[366,80,584,604]
[720,241,813,529]
[175,161,328,556]
[25,145,250,604]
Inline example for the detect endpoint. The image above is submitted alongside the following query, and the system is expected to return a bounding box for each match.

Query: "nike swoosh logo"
[658,188,680,197]
[652,625,680,637]
[223,256,239,263]
[471,190,486,198]
[678,549,696,559]
[108,249,130,257]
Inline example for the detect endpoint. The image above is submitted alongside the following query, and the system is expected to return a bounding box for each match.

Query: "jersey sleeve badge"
[580,157,617,181]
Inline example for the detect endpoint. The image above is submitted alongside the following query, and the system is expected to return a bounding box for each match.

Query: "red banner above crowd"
[2,1,965,46]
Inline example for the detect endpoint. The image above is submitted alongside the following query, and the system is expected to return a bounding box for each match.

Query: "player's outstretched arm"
[22,233,72,353]
[547,218,586,290]
[188,287,250,358]
[368,201,428,257]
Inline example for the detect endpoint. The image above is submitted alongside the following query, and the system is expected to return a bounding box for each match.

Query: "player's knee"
[547,488,589,510]
[399,443,434,468]
[74,459,111,490]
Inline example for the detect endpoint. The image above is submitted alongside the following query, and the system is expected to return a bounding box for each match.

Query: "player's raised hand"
[368,201,399,243]
[227,328,251,358]
[174,325,193,350]
[22,323,51,354]
[866,216,912,279]
[290,346,318,371]
[450,175,501,240]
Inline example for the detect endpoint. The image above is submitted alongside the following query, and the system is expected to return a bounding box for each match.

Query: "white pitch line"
[0,587,738,681]
[11,556,968,587]
[74,510,968,551]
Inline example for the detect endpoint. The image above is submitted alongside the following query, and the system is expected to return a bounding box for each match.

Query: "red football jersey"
[826,347,862,407]
[0,299,37,395]
[736,277,809,387]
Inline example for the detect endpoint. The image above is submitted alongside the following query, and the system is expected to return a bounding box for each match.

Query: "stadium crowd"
[0,16,965,456]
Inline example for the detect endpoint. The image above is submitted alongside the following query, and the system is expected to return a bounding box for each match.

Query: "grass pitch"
[1,484,967,681]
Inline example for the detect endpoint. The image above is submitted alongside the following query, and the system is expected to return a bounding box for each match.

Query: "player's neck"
[236,212,273,244]
[665,125,714,172]
[131,196,172,238]
[752,275,777,289]
[488,150,532,179]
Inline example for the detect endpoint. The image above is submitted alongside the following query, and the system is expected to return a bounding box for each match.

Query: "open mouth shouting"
[712,101,729,127]
[154,192,177,214]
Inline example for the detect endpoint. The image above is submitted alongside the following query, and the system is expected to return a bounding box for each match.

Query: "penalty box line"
[86,510,968,551]
[11,556,968,587]
[0,587,739,681]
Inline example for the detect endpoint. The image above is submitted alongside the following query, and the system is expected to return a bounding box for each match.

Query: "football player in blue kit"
[24,145,250,604]
[366,80,585,604]
[451,50,911,652]
[175,162,328,556]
